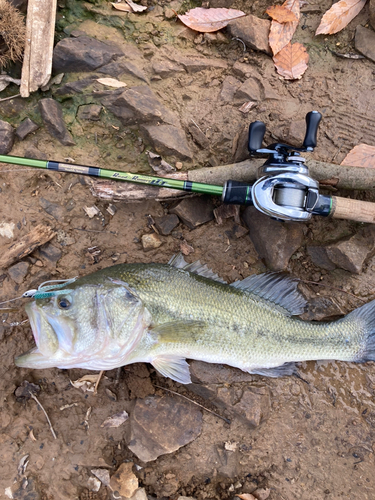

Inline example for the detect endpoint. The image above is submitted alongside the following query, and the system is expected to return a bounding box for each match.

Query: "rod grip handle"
[331,196,375,224]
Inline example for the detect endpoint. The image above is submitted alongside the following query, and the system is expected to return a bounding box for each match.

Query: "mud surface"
[1,0,375,499]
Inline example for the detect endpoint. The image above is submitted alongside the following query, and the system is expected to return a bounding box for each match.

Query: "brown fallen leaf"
[178,7,246,33]
[316,0,366,35]
[273,42,309,80]
[269,0,300,55]
[341,144,375,168]
[265,5,298,23]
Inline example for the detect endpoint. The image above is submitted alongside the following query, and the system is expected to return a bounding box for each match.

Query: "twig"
[94,370,105,395]
[298,279,367,303]
[0,93,21,102]
[29,392,57,439]
[153,384,231,424]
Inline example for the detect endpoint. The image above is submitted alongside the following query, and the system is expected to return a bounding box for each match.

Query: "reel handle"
[302,111,322,151]
[248,121,266,153]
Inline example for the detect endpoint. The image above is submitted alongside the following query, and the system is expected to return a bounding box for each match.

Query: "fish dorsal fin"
[168,253,227,284]
[230,273,306,316]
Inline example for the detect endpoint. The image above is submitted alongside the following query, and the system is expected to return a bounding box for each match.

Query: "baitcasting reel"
[222,111,332,222]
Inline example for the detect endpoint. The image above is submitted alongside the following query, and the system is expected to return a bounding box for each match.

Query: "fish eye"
[58,298,71,309]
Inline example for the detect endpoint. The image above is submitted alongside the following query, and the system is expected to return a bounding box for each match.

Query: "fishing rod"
[0,111,374,223]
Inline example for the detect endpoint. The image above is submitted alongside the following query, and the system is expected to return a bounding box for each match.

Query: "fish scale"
[15,259,375,382]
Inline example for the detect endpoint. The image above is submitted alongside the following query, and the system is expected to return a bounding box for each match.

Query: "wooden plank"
[0,224,56,270]
[20,0,57,97]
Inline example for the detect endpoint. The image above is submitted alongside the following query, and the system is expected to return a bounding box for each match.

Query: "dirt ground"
[1,0,375,499]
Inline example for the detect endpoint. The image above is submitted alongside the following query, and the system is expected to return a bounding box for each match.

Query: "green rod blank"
[0,154,224,197]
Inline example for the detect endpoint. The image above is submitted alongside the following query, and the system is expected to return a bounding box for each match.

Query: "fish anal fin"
[152,355,191,384]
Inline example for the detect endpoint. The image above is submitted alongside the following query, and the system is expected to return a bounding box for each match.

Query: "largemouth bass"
[15,255,375,382]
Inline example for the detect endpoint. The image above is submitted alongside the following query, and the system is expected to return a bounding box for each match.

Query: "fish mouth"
[15,302,59,369]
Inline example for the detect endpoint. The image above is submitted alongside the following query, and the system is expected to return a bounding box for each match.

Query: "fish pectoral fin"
[151,320,206,342]
[250,362,297,378]
[152,355,192,384]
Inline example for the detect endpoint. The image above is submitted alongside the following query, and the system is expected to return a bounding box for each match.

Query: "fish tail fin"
[345,299,375,362]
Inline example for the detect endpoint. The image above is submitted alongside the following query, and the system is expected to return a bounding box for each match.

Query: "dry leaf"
[97,77,127,88]
[178,7,246,33]
[341,144,375,168]
[71,374,101,392]
[273,42,309,80]
[235,494,256,500]
[111,2,132,11]
[125,0,147,12]
[265,5,298,23]
[269,0,300,55]
[101,411,129,428]
[316,0,366,35]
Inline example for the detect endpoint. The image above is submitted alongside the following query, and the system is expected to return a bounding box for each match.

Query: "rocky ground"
[2,0,375,499]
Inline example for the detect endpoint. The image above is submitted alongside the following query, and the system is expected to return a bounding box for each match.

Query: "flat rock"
[325,229,375,274]
[152,59,185,78]
[227,15,272,55]
[370,0,375,29]
[15,118,39,140]
[219,75,241,101]
[102,85,180,127]
[141,124,192,161]
[187,123,210,149]
[300,296,343,322]
[77,104,102,121]
[355,26,375,63]
[54,76,98,96]
[153,214,179,235]
[127,395,202,462]
[179,56,227,73]
[53,36,123,73]
[38,99,75,146]
[110,462,138,499]
[0,120,15,154]
[8,261,30,284]
[235,78,262,102]
[242,207,304,271]
[169,196,214,229]
[98,59,148,82]
[232,61,262,79]
[215,386,271,428]
[307,245,336,271]
[36,243,62,264]
[39,198,65,220]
